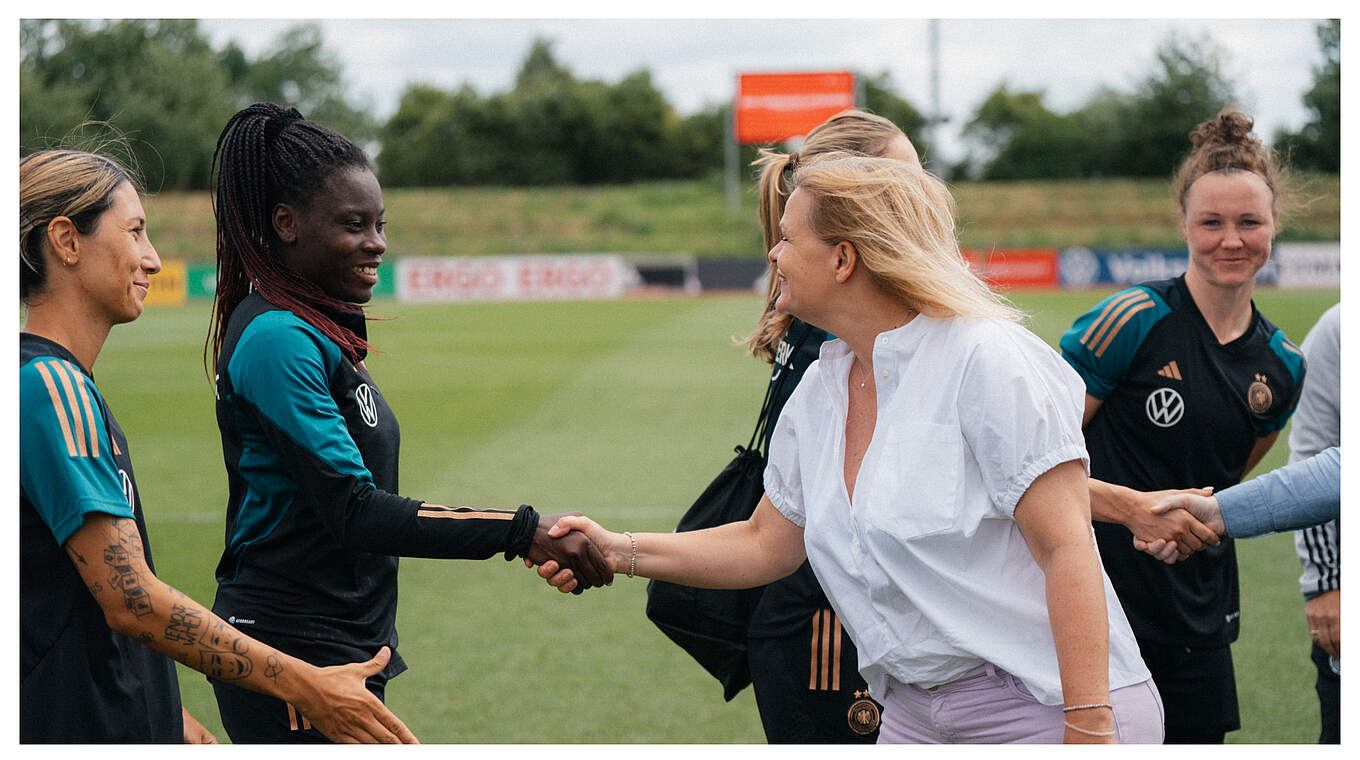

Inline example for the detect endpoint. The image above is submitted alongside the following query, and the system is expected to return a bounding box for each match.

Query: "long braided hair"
[206,102,374,373]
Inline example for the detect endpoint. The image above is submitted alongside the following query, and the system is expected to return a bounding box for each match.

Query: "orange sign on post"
[735,71,857,144]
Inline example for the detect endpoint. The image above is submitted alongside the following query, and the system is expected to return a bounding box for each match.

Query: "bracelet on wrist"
[1062,702,1113,712]
[1064,721,1115,737]
[622,531,637,578]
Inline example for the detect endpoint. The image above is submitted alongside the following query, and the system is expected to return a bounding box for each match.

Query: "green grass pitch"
[92,287,1337,743]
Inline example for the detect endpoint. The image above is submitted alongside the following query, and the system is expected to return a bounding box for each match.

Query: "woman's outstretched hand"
[295,647,419,743]
[525,515,626,594]
[524,512,613,593]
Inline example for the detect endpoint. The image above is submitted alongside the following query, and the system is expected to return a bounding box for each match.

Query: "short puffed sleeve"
[959,322,1091,515]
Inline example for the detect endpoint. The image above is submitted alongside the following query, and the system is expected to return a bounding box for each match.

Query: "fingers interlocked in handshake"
[522,513,615,594]
[524,515,624,594]
[1131,490,1225,564]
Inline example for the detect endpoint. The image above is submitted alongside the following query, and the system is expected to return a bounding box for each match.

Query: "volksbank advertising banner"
[1271,242,1343,288]
[1057,243,1339,289]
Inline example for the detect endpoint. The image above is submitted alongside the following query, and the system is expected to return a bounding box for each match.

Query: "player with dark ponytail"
[204,103,611,743]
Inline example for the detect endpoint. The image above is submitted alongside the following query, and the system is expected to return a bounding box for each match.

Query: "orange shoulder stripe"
[1079,289,1148,347]
[1083,291,1152,352]
[68,363,100,458]
[48,361,89,457]
[33,362,79,457]
[1094,300,1157,358]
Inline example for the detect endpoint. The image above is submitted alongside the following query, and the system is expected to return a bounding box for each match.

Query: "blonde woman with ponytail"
[541,154,1163,744]
[719,110,917,742]
[745,109,919,362]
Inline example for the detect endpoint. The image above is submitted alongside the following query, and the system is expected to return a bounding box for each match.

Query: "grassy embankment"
[144,172,1339,262]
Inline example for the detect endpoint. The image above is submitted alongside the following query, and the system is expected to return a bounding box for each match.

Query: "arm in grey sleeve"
[1287,303,1341,596]
[1286,304,1341,464]
[1219,447,1340,538]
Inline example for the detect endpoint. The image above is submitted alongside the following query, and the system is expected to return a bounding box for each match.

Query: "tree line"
[19,19,1338,191]
[956,22,1340,180]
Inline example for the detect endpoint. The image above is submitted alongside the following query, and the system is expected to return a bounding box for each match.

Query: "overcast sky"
[197,12,1334,165]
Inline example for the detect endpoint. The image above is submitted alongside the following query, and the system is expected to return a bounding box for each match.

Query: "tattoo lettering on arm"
[165,603,204,645]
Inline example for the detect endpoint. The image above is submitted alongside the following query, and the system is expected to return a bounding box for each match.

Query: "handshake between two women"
[526,512,616,593]
[523,498,810,596]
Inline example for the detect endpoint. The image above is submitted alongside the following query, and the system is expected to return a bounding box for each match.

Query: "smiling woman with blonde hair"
[789,153,1020,323]
[721,110,923,743]
[542,154,1164,744]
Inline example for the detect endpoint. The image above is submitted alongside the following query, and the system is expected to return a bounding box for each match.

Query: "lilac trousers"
[876,663,1164,743]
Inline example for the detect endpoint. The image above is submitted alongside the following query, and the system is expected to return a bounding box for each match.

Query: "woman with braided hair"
[204,103,611,742]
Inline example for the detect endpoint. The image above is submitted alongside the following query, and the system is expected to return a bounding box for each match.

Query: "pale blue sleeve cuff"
[1221,447,1340,538]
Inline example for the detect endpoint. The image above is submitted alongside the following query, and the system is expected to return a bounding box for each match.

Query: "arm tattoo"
[113,518,146,558]
[98,517,153,617]
[95,518,268,684]
[196,619,254,681]
[104,544,153,618]
[264,654,284,683]
[165,603,203,645]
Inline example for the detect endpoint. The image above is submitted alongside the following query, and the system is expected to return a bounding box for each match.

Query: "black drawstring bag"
[644,329,809,701]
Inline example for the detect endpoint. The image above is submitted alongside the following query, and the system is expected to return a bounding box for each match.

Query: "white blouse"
[765,314,1150,705]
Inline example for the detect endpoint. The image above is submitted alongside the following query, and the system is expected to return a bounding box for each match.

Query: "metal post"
[725,98,740,213]
[929,19,944,174]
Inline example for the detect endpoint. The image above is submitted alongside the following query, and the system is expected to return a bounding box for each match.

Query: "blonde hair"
[744,109,912,361]
[793,154,1022,322]
[20,148,136,304]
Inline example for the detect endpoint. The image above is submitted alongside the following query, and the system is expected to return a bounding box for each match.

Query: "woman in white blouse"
[540,154,1162,743]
